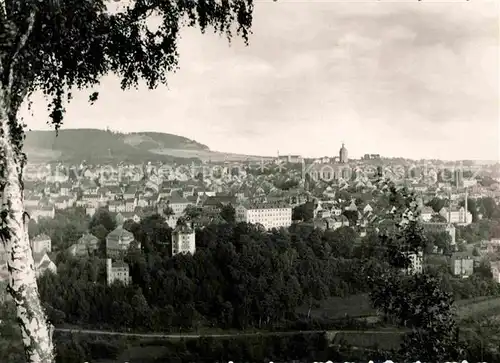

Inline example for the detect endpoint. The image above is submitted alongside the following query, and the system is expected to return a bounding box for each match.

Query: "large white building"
[439,206,472,225]
[439,189,472,225]
[235,202,292,230]
[172,224,196,256]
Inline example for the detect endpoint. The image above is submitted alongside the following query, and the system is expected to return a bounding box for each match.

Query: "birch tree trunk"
[0,2,56,360]
[0,94,55,362]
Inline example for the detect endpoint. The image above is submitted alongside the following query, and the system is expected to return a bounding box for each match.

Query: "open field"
[458,297,500,321]
[329,330,403,351]
[24,147,63,161]
[297,293,500,322]
[296,294,376,319]
[150,147,271,162]
[68,294,500,363]
[90,327,479,363]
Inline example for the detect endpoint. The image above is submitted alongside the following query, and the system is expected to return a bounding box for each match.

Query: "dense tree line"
[38,221,385,332]
[273,178,300,191]
[426,196,500,223]
[3,182,500,362]
[368,184,463,361]
[457,219,500,243]
[32,189,500,337]
[292,201,314,222]
[0,305,396,363]
[28,208,91,251]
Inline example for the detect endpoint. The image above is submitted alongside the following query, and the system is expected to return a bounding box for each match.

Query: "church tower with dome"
[339,143,348,163]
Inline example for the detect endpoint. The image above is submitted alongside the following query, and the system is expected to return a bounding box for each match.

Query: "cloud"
[20,1,498,160]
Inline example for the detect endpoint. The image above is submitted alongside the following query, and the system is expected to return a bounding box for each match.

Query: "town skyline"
[20,0,499,161]
[26,127,499,163]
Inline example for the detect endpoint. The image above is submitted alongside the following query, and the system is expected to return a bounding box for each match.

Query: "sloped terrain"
[24,128,267,163]
[24,129,209,163]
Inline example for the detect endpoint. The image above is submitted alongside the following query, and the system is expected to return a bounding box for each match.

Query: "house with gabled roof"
[32,252,57,277]
[182,187,196,198]
[186,194,200,206]
[158,194,190,217]
[345,199,358,212]
[27,205,55,222]
[203,195,236,210]
[24,195,42,208]
[121,209,145,224]
[122,185,138,200]
[85,205,97,217]
[420,206,435,222]
[108,200,126,213]
[81,180,99,195]
[60,181,72,196]
[325,215,350,230]
[363,203,373,214]
[107,185,122,198]
[124,198,136,212]
[135,195,151,208]
[78,232,99,251]
[81,193,106,208]
[53,195,75,210]
[158,187,172,200]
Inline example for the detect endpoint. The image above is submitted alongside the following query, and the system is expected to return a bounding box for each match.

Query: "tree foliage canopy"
[1,0,254,132]
[369,181,463,362]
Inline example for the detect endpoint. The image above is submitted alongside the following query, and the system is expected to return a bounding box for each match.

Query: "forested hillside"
[24,129,208,163]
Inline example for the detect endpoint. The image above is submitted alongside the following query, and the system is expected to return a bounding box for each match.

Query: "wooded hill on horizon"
[23,129,269,164]
[24,129,209,163]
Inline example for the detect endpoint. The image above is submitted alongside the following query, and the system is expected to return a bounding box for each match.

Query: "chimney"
[448,189,451,223]
[106,258,112,285]
[464,188,468,223]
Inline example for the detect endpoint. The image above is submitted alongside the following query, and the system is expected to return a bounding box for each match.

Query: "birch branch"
[7,8,36,99]
[0,0,5,19]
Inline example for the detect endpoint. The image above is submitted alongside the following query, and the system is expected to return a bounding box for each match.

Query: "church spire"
[339,141,348,163]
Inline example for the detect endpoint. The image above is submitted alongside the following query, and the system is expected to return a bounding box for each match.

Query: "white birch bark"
[0,90,55,362]
[0,4,55,360]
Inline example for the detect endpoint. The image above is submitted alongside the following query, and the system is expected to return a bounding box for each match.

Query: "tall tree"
[89,208,116,233]
[0,0,254,361]
[292,202,314,222]
[184,204,202,221]
[369,181,462,360]
[220,204,236,224]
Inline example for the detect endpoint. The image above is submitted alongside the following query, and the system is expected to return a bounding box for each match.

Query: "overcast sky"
[21,0,499,161]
